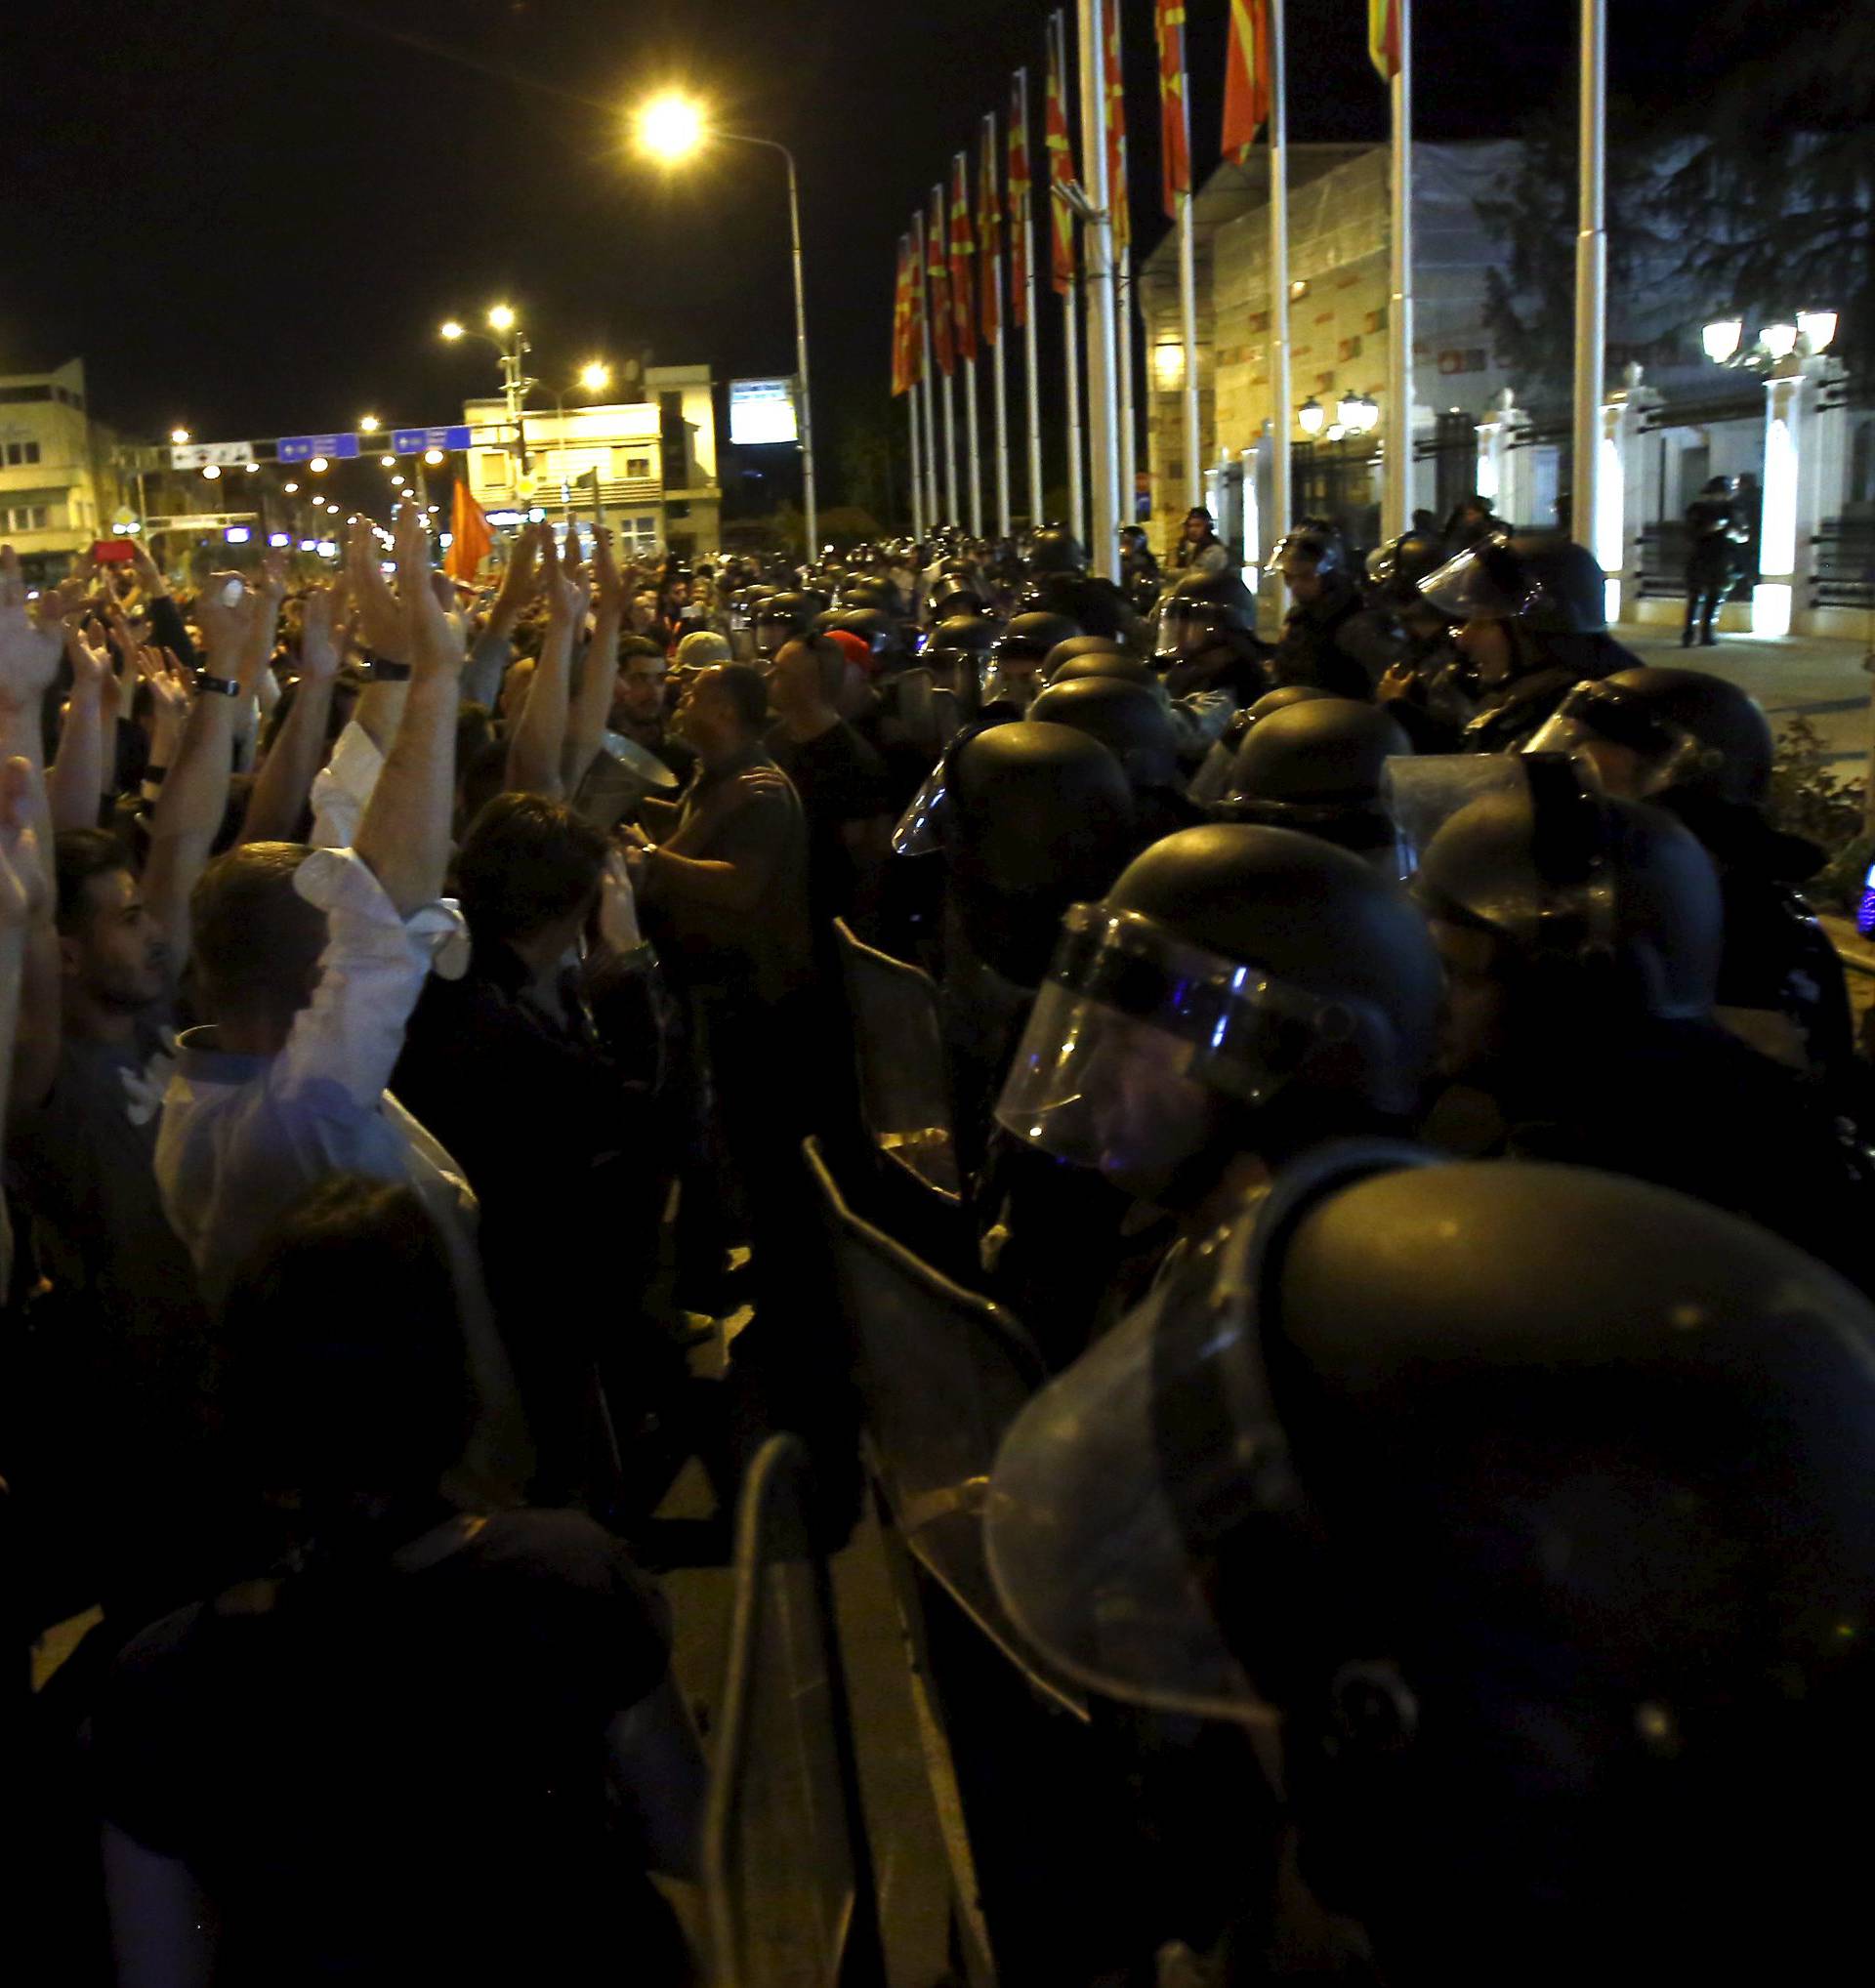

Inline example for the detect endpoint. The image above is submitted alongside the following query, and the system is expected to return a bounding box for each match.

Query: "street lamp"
[549,359,617,521]
[439,311,534,489]
[380,454,396,469]
[1797,309,1838,355]
[169,427,190,445]
[440,320,466,343]
[632,88,818,556]
[202,465,222,481]
[1759,321,1799,362]
[360,414,382,435]
[283,482,299,495]
[310,456,329,474]
[1297,396,1325,436]
[488,304,517,334]
[579,360,612,394]
[423,447,445,467]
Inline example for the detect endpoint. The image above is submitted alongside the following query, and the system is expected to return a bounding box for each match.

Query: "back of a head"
[455,792,607,946]
[675,629,730,671]
[1043,634,1131,682]
[216,1176,473,1509]
[713,662,773,737]
[1229,698,1411,809]
[1031,675,1180,791]
[1415,765,1722,1023]
[1598,666,1773,807]
[190,842,326,1035]
[55,826,134,936]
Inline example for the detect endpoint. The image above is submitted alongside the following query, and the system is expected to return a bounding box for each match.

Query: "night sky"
[4,0,1719,510]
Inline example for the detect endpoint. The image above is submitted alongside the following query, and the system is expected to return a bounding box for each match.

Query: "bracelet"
[194,671,240,697]
[363,655,412,683]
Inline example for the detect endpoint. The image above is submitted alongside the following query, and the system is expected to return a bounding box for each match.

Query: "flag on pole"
[1009,70,1032,329]
[928,188,955,376]
[950,152,978,365]
[891,236,911,395]
[1221,0,1272,162]
[909,208,930,375]
[1045,11,1076,294]
[1105,6,1130,258]
[1153,0,1190,218]
[979,113,1002,347]
[444,477,492,583]
[1369,0,1401,79]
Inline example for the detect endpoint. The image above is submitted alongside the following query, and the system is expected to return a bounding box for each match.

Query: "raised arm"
[504,529,589,801]
[239,581,344,845]
[352,505,466,916]
[565,519,625,791]
[0,553,62,1121]
[47,621,111,833]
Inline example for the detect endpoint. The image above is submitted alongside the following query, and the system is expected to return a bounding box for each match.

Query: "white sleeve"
[276,847,471,1111]
[309,719,386,852]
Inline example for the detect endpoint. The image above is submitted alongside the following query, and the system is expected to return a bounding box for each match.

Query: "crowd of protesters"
[5,487,1875,1983]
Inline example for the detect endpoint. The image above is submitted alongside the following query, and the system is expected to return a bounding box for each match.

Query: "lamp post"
[550,363,613,525]
[634,92,817,559]
[441,307,536,490]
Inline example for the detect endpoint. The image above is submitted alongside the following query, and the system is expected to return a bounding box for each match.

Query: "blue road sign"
[391,425,473,456]
[277,433,361,463]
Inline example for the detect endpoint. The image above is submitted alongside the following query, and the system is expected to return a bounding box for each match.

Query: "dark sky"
[3,0,1714,508]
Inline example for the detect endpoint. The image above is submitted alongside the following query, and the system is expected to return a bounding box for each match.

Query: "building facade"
[462,362,721,561]
[0,360,124,584]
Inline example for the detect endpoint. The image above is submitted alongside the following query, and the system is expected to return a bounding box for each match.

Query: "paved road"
[1617,623,1875,775]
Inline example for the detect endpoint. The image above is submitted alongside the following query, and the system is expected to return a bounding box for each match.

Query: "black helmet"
[924,612,1000,656]
[1026,527,1087,575]
[842,576,899,614]
[1049,649,1156,689]
[930,580,988,622]
[1223,699,1413,851]
[755,589,817,652]
[946,722,1137,987]
[1154,567,1258,661]
[995,825,1445,1198]
[1031,676,1181,793]
[1419,532,1606,637]
[986,1146,1875,1979]
[1364,531,1447,608]
[1272,518,1350,585]
[1188,685,1340,808]
[1524,666,1772,809]
[1042,634,1127,681]
[831,605,905,662]
[1410,756,1722,1023]
[994,610,1082,662]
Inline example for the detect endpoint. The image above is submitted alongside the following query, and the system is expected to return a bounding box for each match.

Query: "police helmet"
[1224,697,1413,841]
[1031,676,1181,793]
[1524,666,1772,809]
[1027,527,1088,575]
[1418,532,1606,636]
[1272,518,1351,584]
[1042,634,1128,681]
[1153,567,1258,660]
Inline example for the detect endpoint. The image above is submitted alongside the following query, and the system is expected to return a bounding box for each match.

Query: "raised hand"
[348,522,409,664]
[544,525,593,631]
[0,547,64,709]
[63,618,114,696]
[0,755,45,932]
[127,537,169,601]
[299,582,345,683]
[591,518,626,617]
[489,519,544,631]
[395,505,465,677]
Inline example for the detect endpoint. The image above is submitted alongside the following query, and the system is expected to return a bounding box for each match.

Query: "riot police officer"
[1683,475,1745,646]
[1270,519,1401,699]
[986,1145,1875,1982]
[1187,684,1335,806]
[1030,674,1208,847]
[1154,567,1271,708]
[1213,696,1412,871]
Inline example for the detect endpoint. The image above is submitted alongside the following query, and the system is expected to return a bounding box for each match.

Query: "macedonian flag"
[1154,0,1190,218]
[1370,0,1401,80]
[1009,70,1032,328]
[1221,0,1271,163]
[949,152,978,366]
[927,187,954,376]
[444,476,492,583]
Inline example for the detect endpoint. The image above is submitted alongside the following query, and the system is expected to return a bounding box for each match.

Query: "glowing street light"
[309,456,329,474]
[1759,321,1799,362]
[202,464,222,480]
[391,474,405,487]
[1700,318,1744,364]
[360,414,382,434]
[579,360,612,394]
[1798,309,1838,355]
[1297,396,1326,436]
[630,87,817,550]
[487,303,517,333]
[169,427,190,445]
[245,461,261,474]
[634,92,706,163]
[380,454,396,468]
[439,319,466,342]
[423,447,445,466]
[283,482,300,495]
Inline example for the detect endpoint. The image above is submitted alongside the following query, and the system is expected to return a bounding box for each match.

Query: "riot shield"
[806,1139,1081,1715]
[832,919,962,1203]
[704,1433,886,1988]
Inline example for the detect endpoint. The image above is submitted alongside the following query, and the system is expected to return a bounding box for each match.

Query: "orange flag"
[444,476,492,584]
[928,188,954,376]
[891,236,910,396]
[979,113,1002,348]
[1105,5,1130,259]
[1154,0,1190,218]
[1009,70,1032,329]
[1045,11,1076,294]
[950,152,978,365]
[1370,0,1401,79]
[1222,0,1272,163]
[908,209,930,379]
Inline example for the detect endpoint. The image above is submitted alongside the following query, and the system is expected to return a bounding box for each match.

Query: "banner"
[1010,70,1032,328]
[1045,10,1076,294]
[979,113,1002,347]
[949,152,978,365]
[1222,0,1272,162]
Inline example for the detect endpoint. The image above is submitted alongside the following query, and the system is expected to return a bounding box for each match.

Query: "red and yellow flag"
[927,187,954,376]
[1370,0,1401,79]
[1045,10,1076,294]
[1105,6,1130,260]
[1222,0,1272,163]
[1154,0,1190,219]
[979,113,1002,348]
[891,236,910,396]
[444,477,492,584]
[949,153,978,365]
[1009,70,1032,329]
[908,209,929,380]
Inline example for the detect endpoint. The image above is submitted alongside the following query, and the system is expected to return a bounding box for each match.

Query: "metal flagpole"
[1385,0,1415,538]
[919,262,939,529]
[1079,0,1120,578]
[1269,0,1292,565]
[1178,190,1201,509]
[940,368,959,524]
[908,366,925,538]
[1572,0,1606,555]
[1064,278,1085,543]
[1023,210,1044,526]
[964,356,982,535]
[993,314,1012,537]
[1117,250,1136,540]
[986,111,1012,540]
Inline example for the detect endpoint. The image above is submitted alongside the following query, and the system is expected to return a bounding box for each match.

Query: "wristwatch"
[361,653,412,682]
[194,671,240,697]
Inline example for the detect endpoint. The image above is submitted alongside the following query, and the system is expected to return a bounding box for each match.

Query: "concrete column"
[1601,361,1659,627]
[1475,387,1526,526]
[1754,361,1806,637]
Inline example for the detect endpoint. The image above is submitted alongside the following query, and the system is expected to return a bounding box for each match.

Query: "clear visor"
[1522,683,1704,802]
[1153,599,1223,660]
[979,655,1042,713]
[994,904,1396,1168]
[1415,539,1543,625]
[1382,753,1532,884]
[891,758,949,856]
[985,1232,1275,1726]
